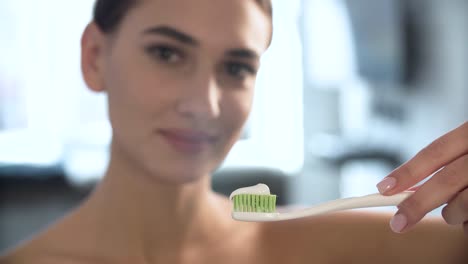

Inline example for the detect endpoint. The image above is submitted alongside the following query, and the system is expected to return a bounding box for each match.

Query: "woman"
[2,0,468,263]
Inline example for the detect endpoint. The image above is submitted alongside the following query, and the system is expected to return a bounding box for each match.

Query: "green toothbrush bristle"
[233,194,277,213]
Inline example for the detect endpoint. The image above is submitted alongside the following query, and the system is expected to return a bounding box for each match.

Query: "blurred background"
[1,0,467,252]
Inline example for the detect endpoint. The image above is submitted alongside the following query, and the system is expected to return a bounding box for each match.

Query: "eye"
[224,62,256,79]
[145,45,183,63]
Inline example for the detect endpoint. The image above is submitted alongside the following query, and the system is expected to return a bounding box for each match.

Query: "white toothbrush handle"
[277,191,413,221]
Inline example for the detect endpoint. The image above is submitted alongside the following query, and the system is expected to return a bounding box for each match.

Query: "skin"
[1,0,467,263]
[378,122,468,235]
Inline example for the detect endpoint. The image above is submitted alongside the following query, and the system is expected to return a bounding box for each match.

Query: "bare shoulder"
[0,241,62,264]
[0,219,112,264]
[0,225,63,264]
[258,210,468,264]
[256,210,384,263]
[0,240,113,264]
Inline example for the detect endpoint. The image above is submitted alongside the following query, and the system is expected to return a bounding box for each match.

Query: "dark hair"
[93,0,139,33]
[93,0,272,34]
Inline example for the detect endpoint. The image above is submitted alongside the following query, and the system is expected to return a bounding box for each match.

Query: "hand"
[376,121,468,234]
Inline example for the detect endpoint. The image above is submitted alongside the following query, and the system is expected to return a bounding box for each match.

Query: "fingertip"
[390,213,408,233]
[376,177,397,194]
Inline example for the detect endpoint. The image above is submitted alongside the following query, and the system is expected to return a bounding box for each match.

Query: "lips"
[158,129,217,153]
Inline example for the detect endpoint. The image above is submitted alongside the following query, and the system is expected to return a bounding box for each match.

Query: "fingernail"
[376,177,396,194]
[390,213,407,233]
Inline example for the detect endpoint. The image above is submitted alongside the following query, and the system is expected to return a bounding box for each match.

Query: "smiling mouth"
[158,129,217,154]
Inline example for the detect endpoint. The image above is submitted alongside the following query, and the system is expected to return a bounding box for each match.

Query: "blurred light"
[303,0,357,86]
[0,129,62,166]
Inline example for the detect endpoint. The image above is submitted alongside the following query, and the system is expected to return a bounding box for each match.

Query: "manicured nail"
[376,177,396,194]
[390,213,407,233]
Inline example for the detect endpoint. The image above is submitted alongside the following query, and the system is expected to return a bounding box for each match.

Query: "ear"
[81,22,107,92]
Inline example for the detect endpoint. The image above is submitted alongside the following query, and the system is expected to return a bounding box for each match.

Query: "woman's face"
[83,0,271,183]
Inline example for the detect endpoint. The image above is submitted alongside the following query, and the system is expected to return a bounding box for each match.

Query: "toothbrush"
[229,183,413,222]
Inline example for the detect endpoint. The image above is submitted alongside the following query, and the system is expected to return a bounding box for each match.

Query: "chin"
[153,174,206,186]
[145,165,211,186]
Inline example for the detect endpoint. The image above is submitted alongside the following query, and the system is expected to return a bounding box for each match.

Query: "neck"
[81,141,234,259]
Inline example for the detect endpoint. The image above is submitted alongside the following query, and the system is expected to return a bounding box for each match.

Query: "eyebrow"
[142,25,260,60]
[226,49,260,60]
[142,25,198,45]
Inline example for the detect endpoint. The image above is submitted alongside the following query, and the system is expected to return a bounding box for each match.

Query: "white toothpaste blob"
[229,183,271,200]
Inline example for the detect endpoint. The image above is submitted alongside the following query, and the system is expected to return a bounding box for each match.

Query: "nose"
[175,70,221,120]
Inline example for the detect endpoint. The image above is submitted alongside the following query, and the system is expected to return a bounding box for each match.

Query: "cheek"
[220,92,253,138]
[104,41,178,110]
[105,58,175,119]
[104,63,174,150]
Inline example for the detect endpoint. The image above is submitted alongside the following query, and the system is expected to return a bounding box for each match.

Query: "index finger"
[377,121,468,195]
